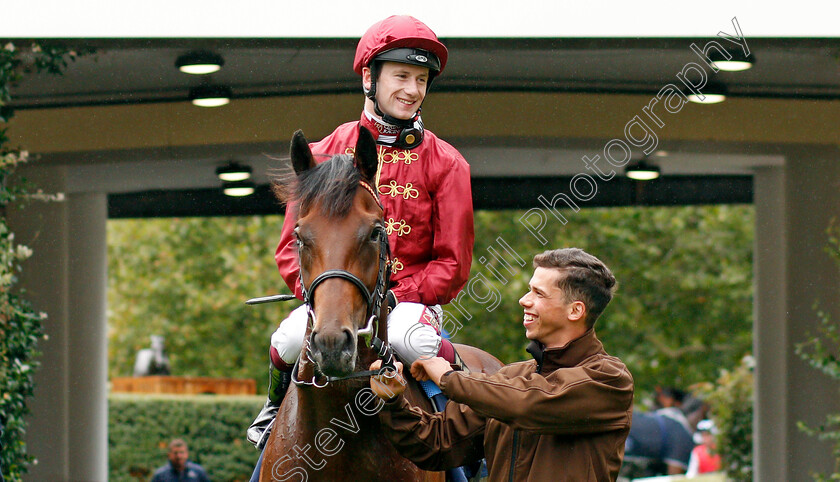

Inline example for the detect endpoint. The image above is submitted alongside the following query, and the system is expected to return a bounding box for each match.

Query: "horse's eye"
[293,228,306,248]
[370,227,383,242]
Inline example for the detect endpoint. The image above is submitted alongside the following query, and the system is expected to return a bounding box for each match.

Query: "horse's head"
[287,126,388,377]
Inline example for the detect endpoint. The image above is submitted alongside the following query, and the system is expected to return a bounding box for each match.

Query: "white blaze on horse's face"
[300,189,385,378]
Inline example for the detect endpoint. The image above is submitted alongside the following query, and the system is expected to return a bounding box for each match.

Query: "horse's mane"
[272,154,361,218]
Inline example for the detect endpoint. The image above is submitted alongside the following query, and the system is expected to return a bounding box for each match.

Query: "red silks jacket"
[275,113,474,306]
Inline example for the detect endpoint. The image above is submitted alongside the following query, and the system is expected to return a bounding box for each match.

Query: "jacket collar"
[360,110,386,142]
[526,329,605,373]
[359,110,424,149]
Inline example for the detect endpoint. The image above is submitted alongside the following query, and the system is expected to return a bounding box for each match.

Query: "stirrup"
[255,418,275,450]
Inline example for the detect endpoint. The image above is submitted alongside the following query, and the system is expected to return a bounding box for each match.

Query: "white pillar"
[66,192,108,481]
[11,167,109,481]
[753,166,787,481]
[755,149,840,480]
[10,166,71,481]
[782,147,840,480]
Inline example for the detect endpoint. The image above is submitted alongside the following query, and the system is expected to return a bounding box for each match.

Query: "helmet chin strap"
[363,107,425,150]
[372,96,417,128]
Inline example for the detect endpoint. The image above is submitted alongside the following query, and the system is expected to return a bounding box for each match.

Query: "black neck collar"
[363,108,424,150]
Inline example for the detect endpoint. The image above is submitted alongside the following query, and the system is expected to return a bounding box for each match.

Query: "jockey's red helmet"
[353,15,448,79]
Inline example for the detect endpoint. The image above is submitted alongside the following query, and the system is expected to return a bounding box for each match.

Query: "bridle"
[293,179,397,386]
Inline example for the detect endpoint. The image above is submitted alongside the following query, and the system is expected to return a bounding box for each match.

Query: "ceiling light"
[190,84,232,107]
[709,49,755,72]
[216,162,252,182]
[625,160,661,181]
[222,180,255,197]
[687,82,727,104]
[176,51,224,75]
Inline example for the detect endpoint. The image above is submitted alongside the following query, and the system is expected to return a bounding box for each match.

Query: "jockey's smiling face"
[364,61,429,121]
[519,267,586,349]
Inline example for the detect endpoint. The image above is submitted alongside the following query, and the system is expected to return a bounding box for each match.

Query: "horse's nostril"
[311,330,330,353]
[311,327,356,354]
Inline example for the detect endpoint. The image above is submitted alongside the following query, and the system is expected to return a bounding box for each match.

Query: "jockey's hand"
[410,357,453,387]
[370,360,407,401]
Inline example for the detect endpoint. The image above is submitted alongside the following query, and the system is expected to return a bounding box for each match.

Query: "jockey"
[247,15,475,450]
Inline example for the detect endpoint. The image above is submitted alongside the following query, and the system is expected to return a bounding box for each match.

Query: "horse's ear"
[290,129,317,175]
[354,125,378,183]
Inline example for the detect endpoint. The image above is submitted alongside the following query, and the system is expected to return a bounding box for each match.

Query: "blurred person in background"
[151,439,209,482]
[686,419,722,477]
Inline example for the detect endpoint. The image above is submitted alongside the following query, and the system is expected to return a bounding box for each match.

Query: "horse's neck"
[275,340,435,482]
[281,379,424,481]
[293,379,380,426]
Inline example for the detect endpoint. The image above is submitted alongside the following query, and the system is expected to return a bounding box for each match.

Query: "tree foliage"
[108,205,754,403]
[108,216,292,390]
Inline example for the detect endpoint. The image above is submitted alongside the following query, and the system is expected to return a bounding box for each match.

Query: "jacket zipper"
[508,429,520,482]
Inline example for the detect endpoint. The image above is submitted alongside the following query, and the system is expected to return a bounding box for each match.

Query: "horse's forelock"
[294,154,361,218]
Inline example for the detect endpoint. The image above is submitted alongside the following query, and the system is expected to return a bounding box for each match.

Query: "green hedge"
[109,394,264,482]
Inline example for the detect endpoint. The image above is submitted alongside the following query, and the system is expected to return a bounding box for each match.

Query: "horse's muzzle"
[310,328,357,377]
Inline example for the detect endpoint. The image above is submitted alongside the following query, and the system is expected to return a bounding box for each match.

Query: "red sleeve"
[275,202,303,300]
[390,152,474,305]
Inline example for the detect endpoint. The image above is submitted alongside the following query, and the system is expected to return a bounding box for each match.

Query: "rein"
[291,337,397,387]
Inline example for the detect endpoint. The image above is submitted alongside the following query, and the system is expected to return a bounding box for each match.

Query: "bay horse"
[259,126,502,482]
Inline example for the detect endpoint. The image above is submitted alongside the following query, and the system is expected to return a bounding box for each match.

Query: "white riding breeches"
[270,302,443,366]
